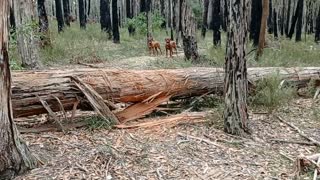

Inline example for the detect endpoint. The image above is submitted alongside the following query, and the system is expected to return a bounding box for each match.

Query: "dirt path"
[15,99,320,180]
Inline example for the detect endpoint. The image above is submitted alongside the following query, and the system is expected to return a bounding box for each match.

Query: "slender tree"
[14,0,42,69]
[55,0,64,32]
[211,0,221,46]
[201,0,209,38]
[257,0,269,57]
[295,0,304,41]
[273,9,278,39]
[180,0,199,61]
[224,0,250,135]
[140,0,147,12]
[100,0,112,39]
[9,6,16,33]
[126,0,135,35]
[285,0,291,37]
[250,0,262,46]
[288,0,304,39]
[38,0,51,47]
[112,0,120,43]
[170,0,174,40]
[315,6,320,43]
[79,0,86,29]
[267,0,273,33]
[63,0,71,26]
[0,1,38,179]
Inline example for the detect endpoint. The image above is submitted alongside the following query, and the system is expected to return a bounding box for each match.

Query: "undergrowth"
[84,115,114,131]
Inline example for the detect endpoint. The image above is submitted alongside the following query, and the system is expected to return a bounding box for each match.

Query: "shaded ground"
[15,98,320,180]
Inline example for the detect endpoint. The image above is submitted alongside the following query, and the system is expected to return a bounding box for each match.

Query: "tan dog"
[165,38,177,58]
[147,37,162,56]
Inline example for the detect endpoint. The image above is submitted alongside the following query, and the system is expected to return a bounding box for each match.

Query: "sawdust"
[14,98,320,180]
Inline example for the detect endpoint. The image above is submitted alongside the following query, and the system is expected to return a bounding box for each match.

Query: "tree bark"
[9,67,320,118]
[112,0,120,43]
[295,0,304,41]
[267,0,273,33]
[257,0,269,57]
[224,0,250,135]
[38,0,51,47]
[55,0,64,32]
[100,0,112,39]
[9,6,16,33]
[288,0,304,39]
[201,0,209,38]
[126,0,135,36]
[250,0,262,46]
[180,0,199,61]
[63,0,71,26]
[0,1,38,179]
[285,0,291,37]
[315,6,320,43]
[14,0,42,70]
[211,0,221,46]
[273,8,278,39]
[79,0,86,29]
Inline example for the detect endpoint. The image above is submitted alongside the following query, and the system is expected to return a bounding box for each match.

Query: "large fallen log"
[12,67,320,118]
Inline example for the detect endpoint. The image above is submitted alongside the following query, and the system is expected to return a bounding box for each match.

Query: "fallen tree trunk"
[12,67,320,118]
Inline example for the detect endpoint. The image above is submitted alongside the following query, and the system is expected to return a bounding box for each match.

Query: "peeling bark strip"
[0,1,37,179]
[13,0,41,69]
[224,0,250,135]
[9,67,320,118]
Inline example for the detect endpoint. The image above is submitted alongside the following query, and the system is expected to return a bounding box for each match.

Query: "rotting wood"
[10,67,320,118]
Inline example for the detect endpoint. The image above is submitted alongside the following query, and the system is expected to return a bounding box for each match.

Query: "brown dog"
[165,38,177,58]
[147,37,162,56]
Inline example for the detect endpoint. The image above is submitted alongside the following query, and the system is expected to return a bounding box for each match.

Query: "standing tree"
[257,0,269,57]
[250,0,262,46]
[112,0,120,43]
[63,0,71,26]
[316,6,320,43]
[79,0,86,29]
[285,0,291,37]
[100,0,112,39]
[180,0,199,61]
[38,0,51,47]
[55,0,65,32]
[0,1,38,179]
[211,0,221,46]
[201,0,209,38]
[126,0,135,35]
[14,0,42,69]
[288,0,304,39]
[146,0,152,38]
[295,0,304,41]
[175,0,181,45]
[224,0,250,135]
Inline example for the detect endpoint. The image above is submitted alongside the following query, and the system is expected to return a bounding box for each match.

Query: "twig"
[105,157,112,179]
[275,115,320,147]
[270,138,316,146]
[52,95,69,122]
[77,62,100,68]
[156,168,164,180]
[37,95,66,134]
[314,156,320,180]
[177,133,226,149]
[279,152,294,162]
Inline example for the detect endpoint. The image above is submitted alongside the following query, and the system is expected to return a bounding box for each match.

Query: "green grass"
[84,115,114,131]
[8,20,320,69]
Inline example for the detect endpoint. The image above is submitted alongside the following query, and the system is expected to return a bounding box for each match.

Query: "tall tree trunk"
[315,6,320,43]
[55,0,64,32]
[180,0,199,61]
[140,0,146,12]
[112,0,120,43]
[175,0,181,45]
[295,0,304,41]
[211,0,221,46]
[100,0,112,39]
[87,0,91,17]
[273,8,278,39]
[79,0,86,29]
[250,0,262,46]
[257,0,269,57]
[267,0,273,33]
[38,0,51,47]
[170,0,174,40]
[146,0,151,38]
[288,0,304,39]
[14,0,42,70]
[0,1,38,179]
[201,0,209,38]
[285,0,291,37]
[126,0,135,35]
[224,0,250,135]
[9,6,16,33]
[63,0,71,26]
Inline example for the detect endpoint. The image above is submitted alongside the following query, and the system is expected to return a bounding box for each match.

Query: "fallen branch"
[275,115,320,147]
[177,133,226,149]
[269,138,316,146]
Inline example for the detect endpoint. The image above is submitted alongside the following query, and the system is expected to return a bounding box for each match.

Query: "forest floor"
[15,98,320,180]
[10,23,320,180]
